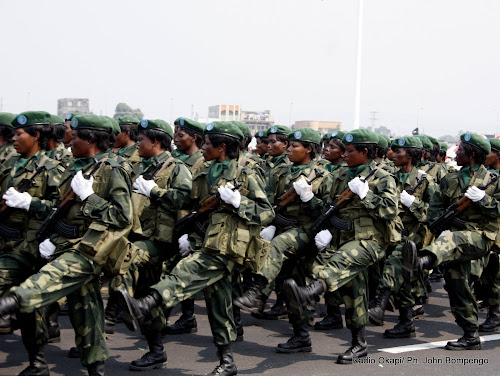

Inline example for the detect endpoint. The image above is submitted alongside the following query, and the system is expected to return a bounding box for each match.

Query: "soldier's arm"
[426,176,448,224]
[303,172,335,217]
[234,172,274,226]
[407,177,439,223]
[361,173,398,220]
[149,163,192,211]
[477,176,500,218]
[27,162,66,219]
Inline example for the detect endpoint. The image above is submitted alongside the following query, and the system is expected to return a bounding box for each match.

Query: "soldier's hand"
[71,170,94,200]
[178,234,191,257]
[348,177,369,200]
[400,190,416,207]
[218,182,241,208]
[315,229,332,251]
[39,239,56,259]
[465,186,485,202]
[2,187,32,211]
[293,176,314,202]
[133,175,158,198]
[438,230,451,239]
[260,225,276,241]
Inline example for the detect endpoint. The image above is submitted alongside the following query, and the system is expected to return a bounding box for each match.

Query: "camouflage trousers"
[150,251,238,346]
[10,250,107,367]
[312,240,384,329]
[0,253,48,346]
[422,231,492,332]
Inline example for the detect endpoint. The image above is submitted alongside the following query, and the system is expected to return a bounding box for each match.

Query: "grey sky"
[1,0,499,138]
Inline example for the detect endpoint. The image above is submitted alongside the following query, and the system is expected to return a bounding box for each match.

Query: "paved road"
[0,281,498,375]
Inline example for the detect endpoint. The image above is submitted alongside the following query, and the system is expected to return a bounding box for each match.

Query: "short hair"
[139,128,172,151]
[462,142,486,165]
[330,137,345,152]
[208,133,240,159]
[0,125,15,143]
[256,137,269,145]
[353,143,377,160]
[45,124,66,144]
[438,150,447,159]
[275,133,289,145]
[430,143,440,162]
[24,125,50,150]
[239,135,252,151]
[376,146,388,159]
[406,147,423,167]
[295,140,321,160]
[179,126,203,148]
[119,123,139,142]
[76,128,115,152]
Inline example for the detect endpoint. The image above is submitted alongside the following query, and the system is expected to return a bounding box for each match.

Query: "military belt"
[0,223,23,240]
[54,219,79,239]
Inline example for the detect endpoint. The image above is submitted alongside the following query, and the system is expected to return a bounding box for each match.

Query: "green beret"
[204,121,243,141]
[330,130,345,140]
[288,128,321,145]
[377,134,389,148]
[439,142,448,151]
[415,135,433,152]
[233,121,252,137]
[342,129,378,144]
[391,136,423,150]
[0,112,16,127]
[117,115,140,125]
[174,117,204,135]
[426,135,439,146]
[489,138,500,152]
[138,119,174,138]
[460,133,491,154]
[12,111,52,128]
[322,132,332,141]
[267,125,291,136]
[255,130,267,139]
[70,114,115,132]
[64,112,79,121]
[50,114,65,125]
[106,117,121,134]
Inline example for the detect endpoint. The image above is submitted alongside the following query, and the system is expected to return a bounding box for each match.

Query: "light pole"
[353,0,364,129]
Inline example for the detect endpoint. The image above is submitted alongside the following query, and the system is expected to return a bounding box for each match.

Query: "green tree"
[113,102,144,120]
[374,125,391,137]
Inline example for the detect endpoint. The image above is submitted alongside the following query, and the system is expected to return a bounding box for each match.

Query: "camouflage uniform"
[10,152,133,367]
[116,143,142,169]
[419,165,500,332]
[46,142,73,168]
[0,144,17,163]
[149,158,273,346]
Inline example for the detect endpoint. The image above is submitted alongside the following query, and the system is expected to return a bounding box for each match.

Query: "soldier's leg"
[67,277,109,367]
[479,253,500,331]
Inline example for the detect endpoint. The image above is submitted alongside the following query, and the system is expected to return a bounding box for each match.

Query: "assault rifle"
[272,170,325,228]
[142,160,165,181]
[174,179,243,238]
[36,159,102,241]
[310,167,378,234]
[0,163,46,239]
[428,174,499,235]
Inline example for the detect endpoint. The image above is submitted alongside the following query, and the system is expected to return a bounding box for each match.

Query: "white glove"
[39,239,56,260]
[400,190,416,208]
[133,175,158,198]
[315,229,333,250]
[218,182,241,208]
[178,234,191,257]
[2,187,32,211]
[417,170,428,176]
[438,230,451,239]
[465,186,486,202]
[292,176,314,202]
[348,177,369,200]
[71,170,94,201]
[260,225,276,241]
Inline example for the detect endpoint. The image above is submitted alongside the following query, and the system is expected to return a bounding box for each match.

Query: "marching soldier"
[114,115,141,168]
[0,112,17,163]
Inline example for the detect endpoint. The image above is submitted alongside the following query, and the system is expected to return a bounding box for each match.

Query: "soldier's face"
[455,143,470,167]
[268,134,288,157]
[63,121,72,146]
[344,144,367,167]
[13,128,39,157]
[485,150,499,167]
[174,128,195,152]
[202,135,220,161]
[287,141,311,165]
[394,147,412,167]
[137,134,156,158]
[114,131,128,148]
[70,131,91,158]
[255,138,268,156]
[386,148,395,161]
[324,139,344,162]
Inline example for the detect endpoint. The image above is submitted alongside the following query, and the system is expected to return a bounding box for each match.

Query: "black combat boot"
[0,294,19,317]
[276,322,312,353]
[383,307,416,338]
[18,345,50,376]
[314,305,343,330]
[209,344,237,376]
[46,302,61,343]
[87,361,105,376]
[0,315,13,335]
[129,331,167,371]
[445,330,481,350]
[402,241,435,280]
[429,267,444,282]
[165,298,197,335]
[117,288,162,331]
[261,293,288,320]
[233,274,267,314]
[337,326,368,364]
[411,304,425,319]
[368,289,392,326]
[104,292,121,334]
[233,305,244,341]
[283,279,326,316]
[479,305,500,332]
[67,346,80,358]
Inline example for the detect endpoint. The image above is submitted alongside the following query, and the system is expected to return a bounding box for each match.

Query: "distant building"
[208,105,241,122]
[207,104,274,134]
[57,98,90,117]
[293,120,341,134]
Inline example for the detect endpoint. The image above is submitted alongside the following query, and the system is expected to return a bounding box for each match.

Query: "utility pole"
[369,111,378,131]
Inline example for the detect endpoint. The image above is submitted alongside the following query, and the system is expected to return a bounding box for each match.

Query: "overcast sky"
[1,0,499,138]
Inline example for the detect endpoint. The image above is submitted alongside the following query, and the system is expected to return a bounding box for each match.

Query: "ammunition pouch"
[54,219,79,239]
[0,223,23,240]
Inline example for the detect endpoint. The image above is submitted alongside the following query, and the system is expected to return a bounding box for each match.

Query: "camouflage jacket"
[0,150,64,261]
[117,143,142,169]
[239,151,266,186]
[46,142,73,168]
[0,144,17,164]
[307,160,401,249]
[428,165,500,245]
[417,161,448,184]
[266,160,327,230]
[192,158,274,266]
[48,152,133,273]
[263,153,290,186]
[138,151,192,243]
